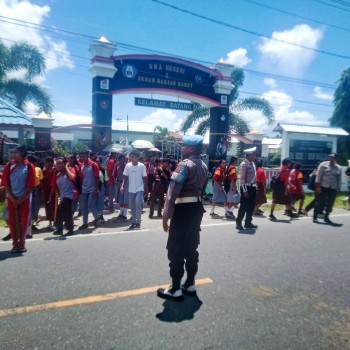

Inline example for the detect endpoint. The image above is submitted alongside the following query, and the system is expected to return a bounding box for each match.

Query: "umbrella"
[148,147,161,152]
[131,140,154,149]
[102,144,133,154]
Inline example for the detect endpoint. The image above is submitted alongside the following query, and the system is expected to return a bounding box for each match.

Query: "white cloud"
[264,78,278,89]
[240,89,326,135]
[259,24,324,75]
[313,87,333,101]
[52,111,92,127]
[45,38,74,71]
[0,0,74,75]
[221,48,251,67]
[141,109,181,131]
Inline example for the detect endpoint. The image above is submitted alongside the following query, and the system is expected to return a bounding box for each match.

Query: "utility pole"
[126,115,129,146]
[115,116,130,145]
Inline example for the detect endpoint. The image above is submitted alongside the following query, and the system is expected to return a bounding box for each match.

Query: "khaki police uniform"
[236,156,257,227]
[163,154,208,289]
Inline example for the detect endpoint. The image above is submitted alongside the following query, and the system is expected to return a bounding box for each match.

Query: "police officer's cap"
[183,135,204,146]
[243,146,257,155]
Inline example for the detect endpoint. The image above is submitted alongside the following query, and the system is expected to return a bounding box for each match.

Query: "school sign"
[90,38,234,163]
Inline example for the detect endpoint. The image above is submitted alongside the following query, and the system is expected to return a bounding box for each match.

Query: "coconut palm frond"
[228,112,250,136]
[195,118,210,136]
[0,42,10,81]
[9,43,46,81]
[232,97,275,125]
[229,67,245,102]
[180,103,209,133]
[5,79,53,114]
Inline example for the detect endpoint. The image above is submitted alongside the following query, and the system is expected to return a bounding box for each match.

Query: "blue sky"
[1,0,349,135]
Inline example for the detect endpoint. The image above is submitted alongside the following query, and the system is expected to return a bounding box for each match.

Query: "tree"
[153,125,170,143]
[180,67,274,136]
[330,67,350,164]
[73,141,89,154]
[0,41,53,114]
[51,138,70,156]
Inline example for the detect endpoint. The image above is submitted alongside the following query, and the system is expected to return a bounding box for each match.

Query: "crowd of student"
[209,152,344,227]
[0,145,178,254]
[0,143,346,254]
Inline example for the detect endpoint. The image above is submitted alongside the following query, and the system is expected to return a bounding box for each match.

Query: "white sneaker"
[181,284,197,296]
[157,286,183,301]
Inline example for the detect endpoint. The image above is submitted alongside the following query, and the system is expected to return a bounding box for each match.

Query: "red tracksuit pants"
[7,197,31,247]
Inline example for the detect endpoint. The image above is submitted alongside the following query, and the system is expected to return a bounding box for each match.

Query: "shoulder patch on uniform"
[171,161,188,184]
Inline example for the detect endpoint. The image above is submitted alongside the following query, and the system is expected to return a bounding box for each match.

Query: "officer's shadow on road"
[237,228,256,235]
[314,221,343,228]
[156,296,203,323]
[0,250,24,261]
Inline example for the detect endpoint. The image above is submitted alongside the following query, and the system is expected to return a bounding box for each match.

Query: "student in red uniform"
[144,156,156,204]
[289,162,305,215]
[49,157,76,236]
[226,156,239,219]
[106,152,117,212]
[41,157,55,229]
[269,158,297,220]
[2,145,36,253]
[149,158,171,218]
[254,160,267,215]
[210,160,231,218]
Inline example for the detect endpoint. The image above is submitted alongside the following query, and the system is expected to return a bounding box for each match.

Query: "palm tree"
[0,41,53,114]
[153,125,170,143]
[180,67,274,136]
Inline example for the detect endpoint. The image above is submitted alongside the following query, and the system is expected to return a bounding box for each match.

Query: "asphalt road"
[0,207,350,350]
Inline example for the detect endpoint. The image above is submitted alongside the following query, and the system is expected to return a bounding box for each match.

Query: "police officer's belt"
[175,196,202,204]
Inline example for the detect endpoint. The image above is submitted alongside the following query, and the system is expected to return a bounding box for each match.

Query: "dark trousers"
[147,175,154,194]
[56,197,73,231]
[166,202,205,287]
[314,187,337,219]
[236,186,256,225]
[305,193,316,212]
[149,182,165,216]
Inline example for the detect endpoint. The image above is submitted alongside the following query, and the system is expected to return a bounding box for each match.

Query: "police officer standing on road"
[157,135,208,301]
[236,147,257,230]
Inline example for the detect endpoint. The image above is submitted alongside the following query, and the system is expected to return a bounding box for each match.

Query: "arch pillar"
[89,38,117,151]
[209,63,233,169]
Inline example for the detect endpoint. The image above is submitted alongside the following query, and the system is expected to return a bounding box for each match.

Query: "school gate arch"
[90,39,234,164]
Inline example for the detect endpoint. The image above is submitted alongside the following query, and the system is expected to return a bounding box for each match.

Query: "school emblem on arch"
[122,64,137,79]
[100,100,109,110]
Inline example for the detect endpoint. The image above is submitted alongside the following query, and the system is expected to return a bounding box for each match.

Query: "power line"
[241,0,350,33]
[0,15,338,90]
[311,0,350,12]
[151,0,350,60]
[0,16,338,110]
[239,91,333,107]
[328,0,350,8]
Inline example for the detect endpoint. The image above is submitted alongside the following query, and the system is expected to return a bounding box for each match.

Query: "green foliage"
[330,67,350,165]
[153,125,170,143]
[52,138,70,156]
[73,141,89,153]
[180,67,275,137]
[269,149,281,165]
[0,40,53,114]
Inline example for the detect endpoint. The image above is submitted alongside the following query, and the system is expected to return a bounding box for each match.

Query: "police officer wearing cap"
[157,135,208,301]
[236,147,257,230]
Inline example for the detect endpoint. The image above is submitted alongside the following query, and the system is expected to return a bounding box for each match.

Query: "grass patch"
[0,202,5,227]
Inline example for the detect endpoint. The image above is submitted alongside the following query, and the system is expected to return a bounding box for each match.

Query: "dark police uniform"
[236,147,257,229]
[158,135,208,300]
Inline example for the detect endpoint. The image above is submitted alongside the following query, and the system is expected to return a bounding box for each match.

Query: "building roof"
[273,123,349,136]
[0,97,33,126]
[262,137,282,145]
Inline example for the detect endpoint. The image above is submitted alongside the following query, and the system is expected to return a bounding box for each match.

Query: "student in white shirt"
[121,150,148,229]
